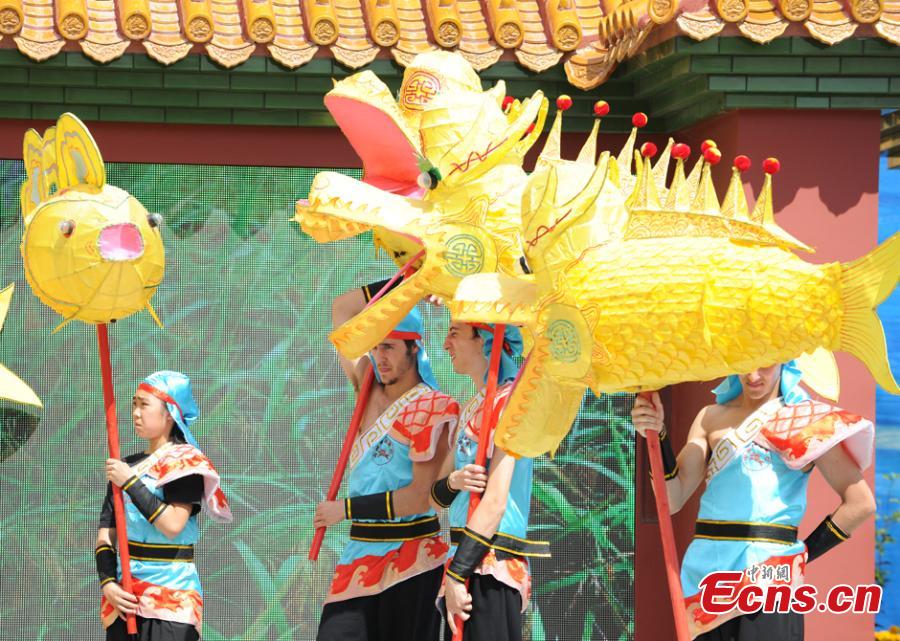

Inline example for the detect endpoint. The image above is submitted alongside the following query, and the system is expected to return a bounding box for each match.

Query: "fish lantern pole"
[20,114,166,637]
[97,323,140,636]
[639,390,690,641]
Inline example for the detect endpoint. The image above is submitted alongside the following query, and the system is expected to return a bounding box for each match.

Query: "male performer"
[432,321,550,641]
[314,281,459,641]
[632,362,877,640]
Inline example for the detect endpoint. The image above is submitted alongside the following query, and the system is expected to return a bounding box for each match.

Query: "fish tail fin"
[839,233,900,394]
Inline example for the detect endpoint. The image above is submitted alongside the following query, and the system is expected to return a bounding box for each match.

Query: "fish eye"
[148,213,163,228]
[417,171,435,191]
[58,220,75,237]
[519,255,532,274]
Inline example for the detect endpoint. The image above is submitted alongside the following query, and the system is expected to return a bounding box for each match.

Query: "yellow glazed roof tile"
[4,0,897,88]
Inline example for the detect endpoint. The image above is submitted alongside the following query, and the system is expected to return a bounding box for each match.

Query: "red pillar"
[635,109,881,641]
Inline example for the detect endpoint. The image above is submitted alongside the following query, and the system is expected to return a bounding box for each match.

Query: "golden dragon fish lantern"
[451,108,900,458]
[20,114,165,330]
[295,51,547,359]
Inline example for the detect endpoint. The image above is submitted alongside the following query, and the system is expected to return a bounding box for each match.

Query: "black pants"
[440,574,523,641]
[106,616,199,641]
[696,611,804,641]
[317,566,444,641]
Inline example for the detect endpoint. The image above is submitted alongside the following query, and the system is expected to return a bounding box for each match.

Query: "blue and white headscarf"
[138,370,201,448]
[368,306,439,389]
[712,360,809,406]
[470,323,524,384]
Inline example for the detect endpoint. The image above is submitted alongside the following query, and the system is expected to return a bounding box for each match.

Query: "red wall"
[633,109,881,641]
[0,120,361,167]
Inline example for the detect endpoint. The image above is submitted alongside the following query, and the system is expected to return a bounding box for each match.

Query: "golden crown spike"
[530,101,815,255]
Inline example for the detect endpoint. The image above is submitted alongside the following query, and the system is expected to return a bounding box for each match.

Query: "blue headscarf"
[471,323,524,384]
[138,370,201,449]
[369,307,439,390]
[712,360,809,406]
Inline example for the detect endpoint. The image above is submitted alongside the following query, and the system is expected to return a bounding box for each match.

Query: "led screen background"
[0,161,634,641]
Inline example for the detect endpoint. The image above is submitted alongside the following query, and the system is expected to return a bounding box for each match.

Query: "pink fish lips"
[98,223,144,261]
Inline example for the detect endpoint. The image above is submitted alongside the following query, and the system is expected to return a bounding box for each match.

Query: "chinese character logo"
[400,71,442,112]
[444,234,485,277]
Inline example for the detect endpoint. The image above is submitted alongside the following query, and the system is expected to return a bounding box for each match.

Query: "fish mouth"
[98,223,144,261]
[323,70,430,197]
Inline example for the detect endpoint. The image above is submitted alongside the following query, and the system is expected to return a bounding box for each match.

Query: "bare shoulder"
[696,403,733,432]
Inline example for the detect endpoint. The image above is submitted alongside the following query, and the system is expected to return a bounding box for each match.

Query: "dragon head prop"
[295,51,547,359]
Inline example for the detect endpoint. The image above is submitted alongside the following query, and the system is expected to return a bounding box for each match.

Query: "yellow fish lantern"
[451,109,900,458]
[20,114,165,330]
[296,51,547,360]
[0,284,42,408]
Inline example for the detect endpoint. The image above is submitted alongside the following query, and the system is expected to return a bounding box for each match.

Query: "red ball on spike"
[763,157,781,175]
[556,95,573,111]
[632,112,648,128]
[703,146,722,165]
[734,155,752,172]
[502,96,515,112]
[594,100,610,117]
[672,143,691,160]
[641,142,658,158]
[701,139,717,153]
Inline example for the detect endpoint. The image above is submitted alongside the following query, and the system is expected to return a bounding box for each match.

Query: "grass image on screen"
[0,161,634,641]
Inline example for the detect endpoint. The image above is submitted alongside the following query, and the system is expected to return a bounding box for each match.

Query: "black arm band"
[446,527,491,583]
[95,545,117,587]
[345,491,395,520]
[362,277,403,303]
[648,429,678,481]
[804,515,850,563]
[431,476,460,508]
[123,475,168,524]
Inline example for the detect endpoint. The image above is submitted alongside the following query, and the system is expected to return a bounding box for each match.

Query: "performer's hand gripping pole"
[97,323,138,636]
[309,250,426,561]
[639,391,690,641]
[452,323,506,641]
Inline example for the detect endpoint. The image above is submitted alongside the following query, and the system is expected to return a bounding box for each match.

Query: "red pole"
[309,251,425,561]
[639,391,690,641]
[97,323,138,636]
[453,323,505,641]
[308,366,375,560]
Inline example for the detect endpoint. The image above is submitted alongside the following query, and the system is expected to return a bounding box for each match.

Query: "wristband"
[446,527,491,583]
[648,428,678,481]
[362,278,403,303]
[430,476,460,508]
[95,545,117,587]
[345,491,395,520]
[804,515,849,563]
